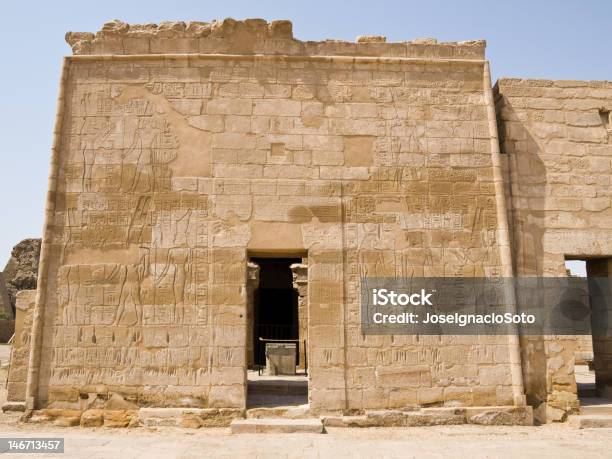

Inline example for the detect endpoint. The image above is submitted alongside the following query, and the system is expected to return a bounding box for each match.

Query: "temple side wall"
[496,78,612,422]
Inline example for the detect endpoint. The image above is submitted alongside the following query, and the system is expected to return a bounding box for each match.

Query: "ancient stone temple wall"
[496,79,612,421]
[23,18,527,417]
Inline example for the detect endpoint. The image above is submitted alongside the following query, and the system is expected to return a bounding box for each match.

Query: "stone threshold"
[322,406,533,427]
[569,414,612,429]
[231,418,324,434]
[22,407,245,428]
[6,405,533,428]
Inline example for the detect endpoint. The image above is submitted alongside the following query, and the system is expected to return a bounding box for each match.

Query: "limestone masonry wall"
[25,18,518,415]
[496,78,612,422]
[17,19,612,425]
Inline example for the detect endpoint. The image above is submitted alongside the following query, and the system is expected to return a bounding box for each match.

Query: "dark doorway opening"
[565,257,612,404]
[252,257,301,367]
[247,256,307,409]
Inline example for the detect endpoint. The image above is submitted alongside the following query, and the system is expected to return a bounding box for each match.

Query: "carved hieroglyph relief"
[25,19,543,417]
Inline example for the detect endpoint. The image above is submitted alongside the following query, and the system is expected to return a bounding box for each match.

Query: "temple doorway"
[252,257,301,367]
[566,257,612,413]
[246,256,308,409]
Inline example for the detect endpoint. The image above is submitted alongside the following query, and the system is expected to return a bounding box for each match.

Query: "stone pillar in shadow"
[291,261,308,371]
[246,261,260,369]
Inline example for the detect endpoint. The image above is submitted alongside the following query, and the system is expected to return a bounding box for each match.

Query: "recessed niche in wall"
[600,108,611,128]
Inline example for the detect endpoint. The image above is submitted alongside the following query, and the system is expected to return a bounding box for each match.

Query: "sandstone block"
[253,99,301,116]
[207,99,252,115]
[534,402,566,424]
[569,415,612,429]
[180,414,204,428]
[230,418,324,434]
[584,197,611,212]
[53,416,81,427]
[312,150,344,166]
[321,415,371,427]
[466,407,533,426]
[188,115,224,132]
[80,409,104,427]
[365,410,407,427]
[2,402,25,413]
[405,408,466,426]
[103,410,136,428]
[565,111,603,127]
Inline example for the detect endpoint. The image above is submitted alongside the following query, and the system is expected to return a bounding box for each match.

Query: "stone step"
[569,415,612,429]
[580,398,612,415]
[247,380,308,396]
[2,402,26,413]
[246,404,309,419]
[247,393,308,409]
[230,418,324,434]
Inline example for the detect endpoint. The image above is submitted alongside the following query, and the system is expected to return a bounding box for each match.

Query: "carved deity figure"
[120,116,176,193]
[113,248,150,326]
[77,117,112,192]
[58,266,81,325]
[156,247,193,324]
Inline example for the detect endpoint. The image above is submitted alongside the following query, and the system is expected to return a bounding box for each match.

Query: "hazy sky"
[0,0,610,269]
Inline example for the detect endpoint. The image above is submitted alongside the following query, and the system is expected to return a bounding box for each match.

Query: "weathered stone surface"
[404,408,466,427]
[230,418,324,434]
[65,18,485,59]
[6,290,35,402]
[365,410,408,427]
[356,35,386,43]
[322,406,533,427]
[496,78,612,423]
[29,409,83,426]
[569,414,612,429]
[534,403,567,424]
[2,238,41,315]
[466,407,533,426]
[103,410,136,428]
[265,343,297,376]
[104,393,139,411]
[321,415,372,428]
[53,416,81,427]
[138,408,243,427]
[246,405,310,419]
[23,17,521,418]
[80,409,104,427]
[17,17,612,428]
[2,402,26,412]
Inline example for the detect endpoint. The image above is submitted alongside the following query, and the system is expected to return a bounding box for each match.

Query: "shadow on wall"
[496,92,549,412]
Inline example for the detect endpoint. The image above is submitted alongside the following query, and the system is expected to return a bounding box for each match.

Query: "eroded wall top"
[65,18,485,60]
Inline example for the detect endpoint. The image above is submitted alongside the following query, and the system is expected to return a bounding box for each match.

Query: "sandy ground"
[0,345,610,458]
[0,421,611,458]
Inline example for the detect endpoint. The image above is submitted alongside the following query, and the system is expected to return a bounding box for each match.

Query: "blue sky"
[0,0,610,269]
